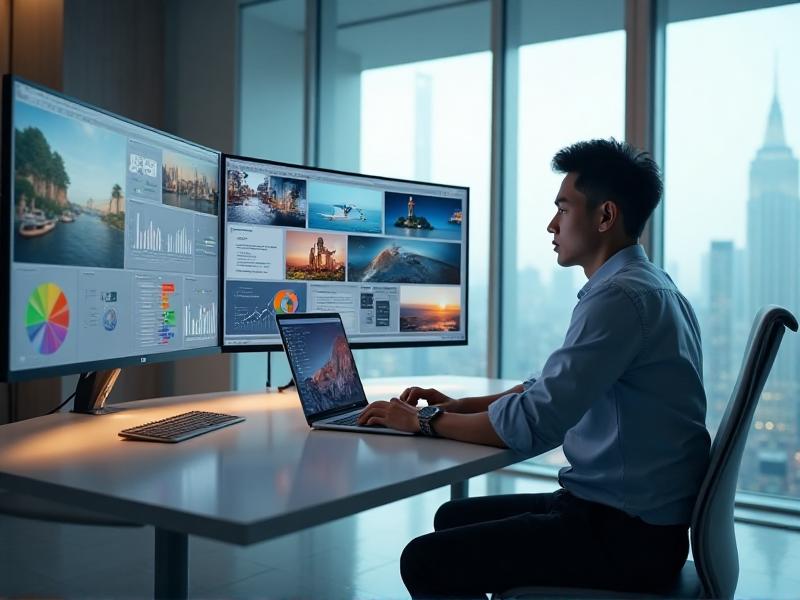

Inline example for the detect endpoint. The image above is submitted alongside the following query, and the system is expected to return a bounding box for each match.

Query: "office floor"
[0,471,798,599]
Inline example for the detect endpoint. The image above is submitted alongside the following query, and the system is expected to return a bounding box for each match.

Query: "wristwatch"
[418,405,444,437]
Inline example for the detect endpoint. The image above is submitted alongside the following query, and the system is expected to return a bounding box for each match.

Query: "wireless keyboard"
[119,411,245,443]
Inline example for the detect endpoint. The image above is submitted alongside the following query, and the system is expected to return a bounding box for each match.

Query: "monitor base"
[71,368,122,415]
[277,379,295,393]
[72,405,123,416]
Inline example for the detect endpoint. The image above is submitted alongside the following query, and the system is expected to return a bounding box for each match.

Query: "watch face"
[420,405,439,418]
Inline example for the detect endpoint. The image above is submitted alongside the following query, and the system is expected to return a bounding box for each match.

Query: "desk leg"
[450,479,469,500]
[154,528,188,599]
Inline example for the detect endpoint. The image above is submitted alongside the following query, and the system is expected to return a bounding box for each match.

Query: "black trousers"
[400,489,689,599]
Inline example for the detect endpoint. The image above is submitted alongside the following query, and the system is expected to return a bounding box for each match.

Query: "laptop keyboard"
[330,413,386,428]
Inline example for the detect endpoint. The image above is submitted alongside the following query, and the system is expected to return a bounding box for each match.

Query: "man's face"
[547,173,601,268]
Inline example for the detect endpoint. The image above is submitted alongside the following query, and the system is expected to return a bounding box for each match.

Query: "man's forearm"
[432,411,507,447]
[447,384,524,414]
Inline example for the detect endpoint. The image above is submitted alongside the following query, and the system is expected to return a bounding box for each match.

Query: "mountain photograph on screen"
[347,236,460,284]
[301,333,362,414]
[291,320,363,414]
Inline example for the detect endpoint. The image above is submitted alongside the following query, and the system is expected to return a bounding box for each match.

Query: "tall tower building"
[746,77,799,494]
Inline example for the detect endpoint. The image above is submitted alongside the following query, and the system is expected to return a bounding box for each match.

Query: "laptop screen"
[277,314,368,418]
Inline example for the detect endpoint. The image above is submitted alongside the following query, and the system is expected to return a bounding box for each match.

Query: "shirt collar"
[577,244,648,299]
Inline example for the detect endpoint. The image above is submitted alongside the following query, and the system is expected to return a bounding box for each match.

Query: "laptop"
[276,312,414,436]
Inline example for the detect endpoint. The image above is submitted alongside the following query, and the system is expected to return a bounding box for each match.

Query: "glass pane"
[239,0,305,163]
[664,3,800,499]
[503,5,625,467]
[235,0,306,391]
[320,1,491,379]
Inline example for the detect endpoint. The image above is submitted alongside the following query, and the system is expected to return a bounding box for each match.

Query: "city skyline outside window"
[356,52,492,378]
[506,28,626,467]
[664,3,800,499]
[236,1,800,506]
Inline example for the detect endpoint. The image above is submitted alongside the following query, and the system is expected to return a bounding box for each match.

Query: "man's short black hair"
[551,138,663,239]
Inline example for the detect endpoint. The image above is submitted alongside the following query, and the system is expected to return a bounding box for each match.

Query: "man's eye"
[558,208,567,214]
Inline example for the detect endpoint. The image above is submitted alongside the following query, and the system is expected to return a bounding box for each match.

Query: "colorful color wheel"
[25,283,70,355]
[273,289,299,314]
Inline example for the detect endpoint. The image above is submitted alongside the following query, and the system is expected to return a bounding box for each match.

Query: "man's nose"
[547,218,557,234]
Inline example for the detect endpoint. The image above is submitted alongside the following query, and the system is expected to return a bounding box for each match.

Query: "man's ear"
[597,200,619,233]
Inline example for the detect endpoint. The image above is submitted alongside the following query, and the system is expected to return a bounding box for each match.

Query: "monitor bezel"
[1,75,222,382]
[220,153,470,353]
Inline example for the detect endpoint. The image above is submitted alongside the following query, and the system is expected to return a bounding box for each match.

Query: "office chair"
[497,305,798,600]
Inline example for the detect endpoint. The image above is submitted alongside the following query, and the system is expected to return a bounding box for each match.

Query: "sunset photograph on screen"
[399,285,461,332]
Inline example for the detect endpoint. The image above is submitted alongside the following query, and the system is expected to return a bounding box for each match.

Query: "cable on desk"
[46,372,90,414]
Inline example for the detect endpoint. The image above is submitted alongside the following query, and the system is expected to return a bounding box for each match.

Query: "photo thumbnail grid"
[223,160,467,345]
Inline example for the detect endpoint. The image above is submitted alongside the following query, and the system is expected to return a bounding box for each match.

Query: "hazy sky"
[664,4,800,299]
[361,2,800,302]
[361,53,492,287]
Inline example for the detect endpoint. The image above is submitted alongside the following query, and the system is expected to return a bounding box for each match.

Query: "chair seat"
[0,490,140,527]
[497,560,702,599]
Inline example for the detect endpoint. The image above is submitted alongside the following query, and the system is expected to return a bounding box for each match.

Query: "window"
[320,1,492,379]
[235,0,306,390]
[501,1,626,467]
[664,2,800,498]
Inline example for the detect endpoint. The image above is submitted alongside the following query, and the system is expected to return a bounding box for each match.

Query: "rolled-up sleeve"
[488,282,644,454]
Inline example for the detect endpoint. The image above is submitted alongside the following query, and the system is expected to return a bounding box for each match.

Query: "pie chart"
[26,283,70,355]
[273,289,299,314]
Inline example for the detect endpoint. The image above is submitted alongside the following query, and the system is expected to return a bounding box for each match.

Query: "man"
[357,139,711,598]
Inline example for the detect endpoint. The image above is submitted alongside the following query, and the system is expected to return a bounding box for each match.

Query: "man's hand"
[399,387,454,409]
[357,398,421,433]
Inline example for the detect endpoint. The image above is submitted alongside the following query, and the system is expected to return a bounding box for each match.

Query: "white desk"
[0,376,528,598]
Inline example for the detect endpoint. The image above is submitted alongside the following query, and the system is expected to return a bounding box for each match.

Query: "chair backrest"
[690,305,798,599]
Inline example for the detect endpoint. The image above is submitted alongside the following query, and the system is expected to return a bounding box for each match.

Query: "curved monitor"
[222,154,469,351]
[1,77,221,381]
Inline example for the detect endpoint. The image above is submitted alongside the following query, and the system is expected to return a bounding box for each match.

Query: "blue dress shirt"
[489,244,710,525]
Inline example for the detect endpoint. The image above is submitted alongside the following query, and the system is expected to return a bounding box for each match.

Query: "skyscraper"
[746,77,799,494]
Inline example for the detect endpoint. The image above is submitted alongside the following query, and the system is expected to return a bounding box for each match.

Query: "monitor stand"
[71,368,123,415]
[277,379,295,392]
[265,352,295,392]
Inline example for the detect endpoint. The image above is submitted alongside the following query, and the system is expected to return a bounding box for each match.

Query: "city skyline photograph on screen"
[162,150,219,215]
[226,169,307,228]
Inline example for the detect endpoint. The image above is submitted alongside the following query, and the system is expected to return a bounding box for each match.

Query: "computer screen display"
[2,77,221,380]
[222,155,469,350]
[277,314,367,417]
